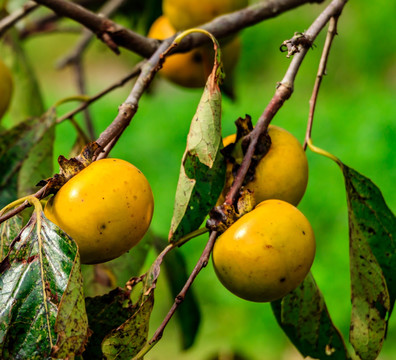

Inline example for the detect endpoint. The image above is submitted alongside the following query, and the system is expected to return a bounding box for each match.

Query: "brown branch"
[132,230,218,360]
[33,0,158,57]
[304,16,339,149]
[225,0,348,205]
[93,35,175,156]
[33,0,323,58]
[0,2,39,38]
[56,0,128,69]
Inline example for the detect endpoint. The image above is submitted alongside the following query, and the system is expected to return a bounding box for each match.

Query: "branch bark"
[33,0,324,57]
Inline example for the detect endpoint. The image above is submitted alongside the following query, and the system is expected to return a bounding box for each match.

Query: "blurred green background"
[2,0,396,359]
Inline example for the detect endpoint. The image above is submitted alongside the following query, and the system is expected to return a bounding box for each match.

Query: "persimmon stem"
[173,227,209,247]
[0,186,48,224]
[306,138,342,166]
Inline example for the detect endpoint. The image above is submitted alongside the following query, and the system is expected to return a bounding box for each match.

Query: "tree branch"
[131,3,348,357]
[56,62,143,124]
[93,36,175,155]
[0,2,39,38]
[33,0,324,58]
[56,0,128,69]
[225,0,348,205]
[33,0,158,56]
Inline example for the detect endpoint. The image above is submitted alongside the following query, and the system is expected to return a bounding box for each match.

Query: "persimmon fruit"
[44,158,154,264]
[163,0,248,31]
[212,199,315,302]
[0,58,13,120]
[147,15,241,88]
[220,125,308,206]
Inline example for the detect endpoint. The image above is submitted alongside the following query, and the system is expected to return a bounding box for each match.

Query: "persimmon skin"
[212,199,315,302]
[147,15,240,88]
[0,58,13,120]
[163,0,248,31]
[44,158,154,264]
[221,125,308,206]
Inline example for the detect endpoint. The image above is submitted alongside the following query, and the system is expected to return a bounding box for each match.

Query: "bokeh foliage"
[1,0,396,359]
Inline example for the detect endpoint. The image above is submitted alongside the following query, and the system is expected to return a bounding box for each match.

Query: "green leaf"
[0,108,56,208]
[0,212,88,359]
[169,74,225,242]
[271,273,350,360]
[17,125,55,198]
[101,293,154,360]
[341,164,395,360]
[0,215,22,261]
[154,238,201,349]
[107,233,153,286]
[52,251,89,358]
[84,288,136,359]
[96,235,163,359]
[1,32,45,123]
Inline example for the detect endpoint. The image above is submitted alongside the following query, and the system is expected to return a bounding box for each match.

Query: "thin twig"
[56,0,128,69]
[304,16,339,149]
[72,61,96,140]
[0,2,39,38]
[132,231,218,360]
[56,62,144,124]
[0,185,48,224]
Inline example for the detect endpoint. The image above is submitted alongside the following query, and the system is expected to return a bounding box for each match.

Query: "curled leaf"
[101,293,154,360]
[169,68,225,242]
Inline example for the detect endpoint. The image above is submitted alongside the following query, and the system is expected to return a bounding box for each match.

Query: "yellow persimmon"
[220,125,308,206]
[212,199,315,302]
[148,15,240,88]
[44,158,154,264]
[163,0,248,31]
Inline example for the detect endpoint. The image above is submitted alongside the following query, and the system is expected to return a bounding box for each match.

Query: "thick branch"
[34,0,323,58]
[33,0,158,56]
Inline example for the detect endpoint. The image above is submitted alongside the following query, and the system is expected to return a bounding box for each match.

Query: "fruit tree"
[0,0,395,359]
